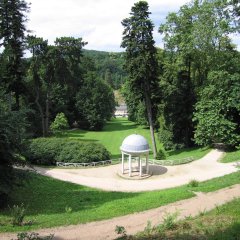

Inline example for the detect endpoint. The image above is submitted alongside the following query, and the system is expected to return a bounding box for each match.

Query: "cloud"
[26,0,239,51]
[26,0,191,51]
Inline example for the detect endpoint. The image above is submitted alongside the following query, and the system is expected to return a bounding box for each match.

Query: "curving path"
[35,149,238,192]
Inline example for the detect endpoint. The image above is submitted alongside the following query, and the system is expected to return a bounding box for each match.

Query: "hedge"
[25,138,110,165]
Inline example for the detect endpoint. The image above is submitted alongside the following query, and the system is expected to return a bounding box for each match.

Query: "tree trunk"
[45,92,50,136]
[15,92,20,111]
[144,90,157,158]
[35,88,46,137]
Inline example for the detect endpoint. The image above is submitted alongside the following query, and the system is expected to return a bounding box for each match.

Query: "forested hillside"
[82,49,127,89]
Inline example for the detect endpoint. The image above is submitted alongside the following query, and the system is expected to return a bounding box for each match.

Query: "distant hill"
[82,49,128,89]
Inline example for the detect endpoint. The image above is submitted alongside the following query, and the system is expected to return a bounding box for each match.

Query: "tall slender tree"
[0,0,29,110]
[121,1,159,157]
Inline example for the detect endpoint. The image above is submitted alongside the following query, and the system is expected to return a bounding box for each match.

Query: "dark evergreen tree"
[121,1,159,157]
[0,0,29,110]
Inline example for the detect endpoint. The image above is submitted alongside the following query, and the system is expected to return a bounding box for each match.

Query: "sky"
[25,0,240,52]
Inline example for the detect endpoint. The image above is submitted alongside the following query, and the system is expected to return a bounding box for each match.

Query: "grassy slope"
[133,199,240,240]
[0,170,239,232]
[221,149,240,163]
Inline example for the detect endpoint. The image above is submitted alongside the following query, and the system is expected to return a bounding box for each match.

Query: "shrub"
[156,148,167,160]
[162,211,179,230]
[188,179,199,187]
[25,138,110,165]
[50,113,69,135]
[10,203,26,226]
[115,225,126,236]
[15,232,54,240]
[158,128,176,151]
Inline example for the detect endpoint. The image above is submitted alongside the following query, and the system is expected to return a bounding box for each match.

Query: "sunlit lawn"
[63,117,210,160]
[64,117,162,158]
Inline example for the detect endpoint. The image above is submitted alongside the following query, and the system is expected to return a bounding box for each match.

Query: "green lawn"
[0,170,239,232]
[63,118,209,160]
[166,147,210,161]
[64,118,162,158]
[221,149,240,163]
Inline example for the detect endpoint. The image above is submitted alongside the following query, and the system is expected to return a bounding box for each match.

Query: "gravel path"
[1,184,240,240]
[34,149,238,192]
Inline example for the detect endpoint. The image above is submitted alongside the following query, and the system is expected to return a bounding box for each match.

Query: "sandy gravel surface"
[1,184,240,240]
[34,149,238,192]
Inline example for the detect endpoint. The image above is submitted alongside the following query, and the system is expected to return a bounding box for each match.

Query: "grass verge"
[0,170,239,232]
[221,149,240,163]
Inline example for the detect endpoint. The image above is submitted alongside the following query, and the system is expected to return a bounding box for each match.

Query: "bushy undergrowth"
[25,138,110,165]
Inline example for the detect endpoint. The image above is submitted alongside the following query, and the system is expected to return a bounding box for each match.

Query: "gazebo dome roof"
[120,134,150,154]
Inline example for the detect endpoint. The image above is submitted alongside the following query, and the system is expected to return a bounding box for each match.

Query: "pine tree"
[0,0,29,110]
[121,1,159,157]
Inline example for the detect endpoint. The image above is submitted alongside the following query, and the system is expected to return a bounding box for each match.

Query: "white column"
[129,154,132,177]
[139,157,142,176]
[146,154,149,174]
[121,152,124,174]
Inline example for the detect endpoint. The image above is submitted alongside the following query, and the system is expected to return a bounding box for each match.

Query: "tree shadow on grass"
[103,119,138,132]
[167,147,209,157]
[4,170,139,217]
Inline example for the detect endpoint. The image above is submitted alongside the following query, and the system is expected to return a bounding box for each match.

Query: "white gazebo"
[120,134,150,177]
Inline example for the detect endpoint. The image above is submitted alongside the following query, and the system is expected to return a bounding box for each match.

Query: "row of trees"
[121,0,240,155]
[0,0,115,206]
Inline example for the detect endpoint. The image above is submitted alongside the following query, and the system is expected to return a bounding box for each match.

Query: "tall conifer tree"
[121,1,159,157]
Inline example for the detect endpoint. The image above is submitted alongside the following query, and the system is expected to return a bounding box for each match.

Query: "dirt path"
[34,149,238,192]
[1,184,240,240]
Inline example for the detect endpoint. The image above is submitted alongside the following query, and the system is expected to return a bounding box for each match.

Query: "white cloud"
[25,0,191,51]
[26,0,239,51]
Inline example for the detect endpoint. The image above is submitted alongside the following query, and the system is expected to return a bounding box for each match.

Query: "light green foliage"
[65,206,72,213]
[193,71,240,147]
[158,0,240,150]
[161,211,179,230]
[50,113,69,135]
[10,204,26,226]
